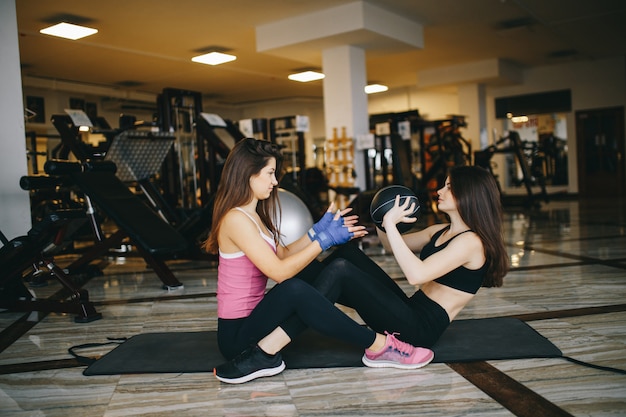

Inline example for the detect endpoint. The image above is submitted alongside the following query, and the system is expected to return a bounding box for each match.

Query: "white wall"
[367,87,459,120]
[1,1,31,240]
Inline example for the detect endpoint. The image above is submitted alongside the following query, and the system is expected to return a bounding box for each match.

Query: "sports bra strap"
[454,229,473,238]
[438,225,474,244]
[233,207,275,247]
[234,207,262,234]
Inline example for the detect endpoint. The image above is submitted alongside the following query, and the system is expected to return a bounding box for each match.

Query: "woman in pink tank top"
[204,138,436,384]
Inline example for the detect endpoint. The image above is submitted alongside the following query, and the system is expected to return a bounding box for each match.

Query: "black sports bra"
[419,226,487,294]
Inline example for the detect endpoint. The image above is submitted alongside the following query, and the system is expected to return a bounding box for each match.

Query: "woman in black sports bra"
[286,165,509,348]
[356,165,508,346]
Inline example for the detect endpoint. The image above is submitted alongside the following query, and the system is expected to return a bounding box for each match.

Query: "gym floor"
[1,197,625,416]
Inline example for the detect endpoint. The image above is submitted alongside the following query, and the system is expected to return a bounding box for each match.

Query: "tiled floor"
[1,197,625,416]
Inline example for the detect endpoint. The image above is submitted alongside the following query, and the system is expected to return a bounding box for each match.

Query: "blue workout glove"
[307,211,342,241]
[312,218,353,251]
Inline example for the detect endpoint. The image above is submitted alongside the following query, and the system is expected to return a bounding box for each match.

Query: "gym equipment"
[157,88,206,210]
[270,115,307,187]
[368,111,422,191]
[51,107,241,260]
[157,88,244,210]
[267,114,342,220]
[474,130,549,207]
[325,127,360,210]
[419,116,471,214]
[277,188,314,245]
[0,209,102,323]
[370,185,420,233]
[367,112,471,218]
[43,159,189,290]
[104,129,179,223]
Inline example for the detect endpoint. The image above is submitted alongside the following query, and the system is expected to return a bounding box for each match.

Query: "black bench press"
[43,159,189,290]
[0,209,102,323]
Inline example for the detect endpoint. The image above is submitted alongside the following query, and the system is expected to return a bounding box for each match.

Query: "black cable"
[563,356,626,375]
[67,337,127,365]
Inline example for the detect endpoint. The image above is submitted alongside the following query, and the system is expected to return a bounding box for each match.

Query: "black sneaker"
[214,345,286,384]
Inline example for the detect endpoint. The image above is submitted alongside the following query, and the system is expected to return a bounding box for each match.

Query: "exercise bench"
[43,159,189,290]
[0,209,102,323]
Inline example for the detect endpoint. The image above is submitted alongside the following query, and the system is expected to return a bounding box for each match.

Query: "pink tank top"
[217,208,277,319]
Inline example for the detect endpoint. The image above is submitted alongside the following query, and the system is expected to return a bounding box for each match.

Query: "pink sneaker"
[362,332,434,369]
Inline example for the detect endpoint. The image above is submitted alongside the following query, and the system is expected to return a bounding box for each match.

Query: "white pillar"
[322,45,368,190]
[458,83,488,153]
[0,1,31,240]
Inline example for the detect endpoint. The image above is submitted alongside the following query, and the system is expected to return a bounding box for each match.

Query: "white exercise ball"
[276,188,313,245]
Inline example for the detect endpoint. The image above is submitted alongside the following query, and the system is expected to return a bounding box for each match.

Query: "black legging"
[282,244,450,348]
[217,277,376,360]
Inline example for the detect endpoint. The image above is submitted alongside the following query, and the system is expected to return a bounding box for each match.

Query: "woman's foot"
[214,345,285,384]
[362,332,434,369]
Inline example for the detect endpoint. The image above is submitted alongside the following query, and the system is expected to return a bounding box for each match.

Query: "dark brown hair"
[448,165,508,287]
[203,138,283,254]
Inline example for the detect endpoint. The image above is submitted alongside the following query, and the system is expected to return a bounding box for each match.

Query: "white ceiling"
[16,0,626,107]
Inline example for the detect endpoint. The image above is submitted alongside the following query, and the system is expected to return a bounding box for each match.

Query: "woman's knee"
[329,242,362,260]
[275,278,314,298]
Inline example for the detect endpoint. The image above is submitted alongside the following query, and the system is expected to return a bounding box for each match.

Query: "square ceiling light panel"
[288,71,325,82]
[40,22,98,40]
[192,52,237,66]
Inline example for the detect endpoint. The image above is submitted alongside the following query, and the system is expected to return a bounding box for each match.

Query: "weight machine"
[474,130,549,207]
[367,112,472,216]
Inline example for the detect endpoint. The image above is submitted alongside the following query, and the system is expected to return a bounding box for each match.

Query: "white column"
[322,45,368,190]
[0,1,31,240]
[458,83,488,152]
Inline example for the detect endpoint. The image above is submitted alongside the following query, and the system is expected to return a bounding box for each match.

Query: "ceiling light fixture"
[507,113,529,123]
[365,83,388,94]
[288,70,325,82]
[40,22,98,40]
[192,51,237,66]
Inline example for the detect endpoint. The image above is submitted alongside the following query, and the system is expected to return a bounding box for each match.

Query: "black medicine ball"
[370,185,420,233]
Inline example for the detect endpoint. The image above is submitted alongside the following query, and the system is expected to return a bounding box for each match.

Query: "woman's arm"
[381,195,483,285]
[376,224,444,253]
[221,210,322,282]
[223,210,365,282]
[277,205,363,259]
[386,225,482,285]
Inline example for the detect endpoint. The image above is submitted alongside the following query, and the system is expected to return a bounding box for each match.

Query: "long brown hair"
[448,165,508,287]
[203,138,284,254]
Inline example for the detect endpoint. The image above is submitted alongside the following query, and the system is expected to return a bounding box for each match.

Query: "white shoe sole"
[361,351,434,370]
[215,361,286,384]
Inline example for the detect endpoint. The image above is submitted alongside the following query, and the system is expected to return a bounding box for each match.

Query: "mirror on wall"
[501,113,569,190]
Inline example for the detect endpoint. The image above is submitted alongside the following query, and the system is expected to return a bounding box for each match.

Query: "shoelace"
[385,331,413,357]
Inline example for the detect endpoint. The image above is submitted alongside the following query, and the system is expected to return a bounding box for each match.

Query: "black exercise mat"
[81,317,562,376]
[430,317,562,362]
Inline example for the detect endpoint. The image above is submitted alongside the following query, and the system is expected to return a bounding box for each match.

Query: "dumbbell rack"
[325,127,356,209]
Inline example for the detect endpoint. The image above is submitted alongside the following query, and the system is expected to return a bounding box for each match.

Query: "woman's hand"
[312,211,367,250]
[381,194,418,232]
[309,202,338,237]
[309,203,365,240]
[333,206,367,240]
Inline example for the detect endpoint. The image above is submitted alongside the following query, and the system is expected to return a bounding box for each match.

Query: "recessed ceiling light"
[511,115,529,123]
[40,22,98,40]
[191,52,237,66]
[288,71,325,82]
[365,84,388,94]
